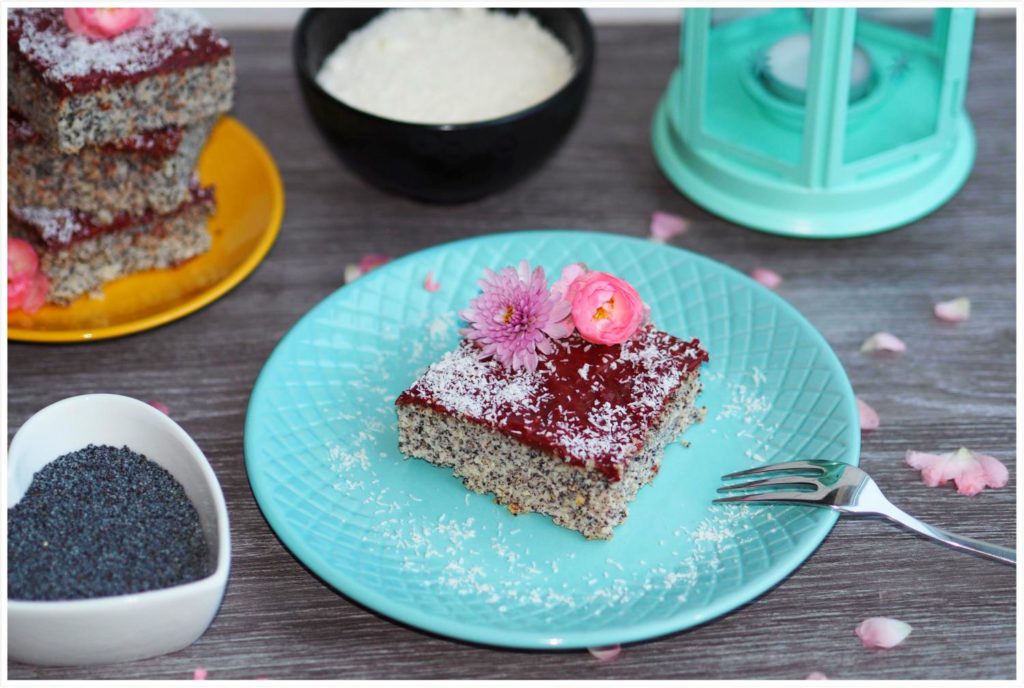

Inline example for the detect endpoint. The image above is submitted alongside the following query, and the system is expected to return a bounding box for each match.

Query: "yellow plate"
[8,116,284,343]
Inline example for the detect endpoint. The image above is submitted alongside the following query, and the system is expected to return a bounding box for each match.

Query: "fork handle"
[877,503,1016,566]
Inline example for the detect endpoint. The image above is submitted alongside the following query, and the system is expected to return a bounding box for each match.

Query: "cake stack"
[7,8,236,306]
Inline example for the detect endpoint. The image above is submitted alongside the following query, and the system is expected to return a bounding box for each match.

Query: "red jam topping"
[396,327,708,481]
[9,183,214,250]
[8,8,231,97]
[102,127,184,157]
[8,108,185,157]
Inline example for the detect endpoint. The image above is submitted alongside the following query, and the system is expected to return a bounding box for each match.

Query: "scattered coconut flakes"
[749,267,782,290]
[11,9,226,90]
[148,400,170,415]
[855,617,912,649]
[311,314,784,621]
[588,645,621,661]
[424,271,441,292]
[934,297,970,323]
[649,211,689,242]
[860,332,906,354]
[856,397,879,432]
[716,367,776,462]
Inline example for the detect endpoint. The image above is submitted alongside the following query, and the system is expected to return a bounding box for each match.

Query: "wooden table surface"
[7,20,1016,680]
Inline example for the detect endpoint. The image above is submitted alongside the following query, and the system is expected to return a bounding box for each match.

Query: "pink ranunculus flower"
[570,271,646,345]
[64,8,155,40]
[8,238,49,313]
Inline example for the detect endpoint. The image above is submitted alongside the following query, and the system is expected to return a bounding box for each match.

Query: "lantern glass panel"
[700,8,810,168]
[840,10,943,166]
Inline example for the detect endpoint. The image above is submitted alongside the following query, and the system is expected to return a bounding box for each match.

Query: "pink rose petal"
[905,448,1009,495]
[424,272,440,292]
[860,332,906,354]
[949,449,989,496]
[749,267,782,290]
[358,253,391,274]
[856,617,912,649]
[588,644,621,661]
[905,450,945,476]
[344,254,391,284]
[551,262,588,299]
[934,297,970,323]
[856,397,879,432]
[343,264,362,284]
[650,211,690,243]
[976,453,1009,489]
[806,671,829,680]
[148,401,170,415]
[193,667,208,680]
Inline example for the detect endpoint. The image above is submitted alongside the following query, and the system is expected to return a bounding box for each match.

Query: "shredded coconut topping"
[10,207,83,246]
[398,327,708,478]
[10,9,228,92]
[398,346,543,424]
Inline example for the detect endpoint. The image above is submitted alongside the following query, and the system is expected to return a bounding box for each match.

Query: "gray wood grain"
[7,19,1016,680]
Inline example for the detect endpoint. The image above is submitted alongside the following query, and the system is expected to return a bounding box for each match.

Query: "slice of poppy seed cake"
[395,326,708,540]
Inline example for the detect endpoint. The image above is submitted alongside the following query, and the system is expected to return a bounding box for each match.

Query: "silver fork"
[716,460,1015,566]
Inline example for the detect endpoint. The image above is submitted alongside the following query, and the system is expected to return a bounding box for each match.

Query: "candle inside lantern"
[762,32,872,103]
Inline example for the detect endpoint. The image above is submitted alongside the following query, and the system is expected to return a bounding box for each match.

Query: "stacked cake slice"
[7,8,235,306]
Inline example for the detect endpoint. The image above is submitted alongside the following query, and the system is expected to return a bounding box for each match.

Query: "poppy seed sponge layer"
[9,189,214,305]
[396,328,708,539]
[8,113,215,223]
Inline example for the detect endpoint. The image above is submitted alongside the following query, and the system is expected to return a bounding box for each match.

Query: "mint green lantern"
[652,8,976,238]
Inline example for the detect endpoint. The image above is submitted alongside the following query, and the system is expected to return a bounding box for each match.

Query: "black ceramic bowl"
[294,8,594,204]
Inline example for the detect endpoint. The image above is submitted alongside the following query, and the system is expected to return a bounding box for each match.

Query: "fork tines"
[720,460,831,481]
[714,460,834,505]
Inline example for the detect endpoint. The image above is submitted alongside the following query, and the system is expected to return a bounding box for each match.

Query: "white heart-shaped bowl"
[7,394,230,666]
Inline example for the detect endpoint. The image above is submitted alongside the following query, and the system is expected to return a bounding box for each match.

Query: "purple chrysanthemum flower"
[460,260,573,372]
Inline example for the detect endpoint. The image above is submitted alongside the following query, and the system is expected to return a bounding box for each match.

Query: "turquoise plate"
[245,230,858,649]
